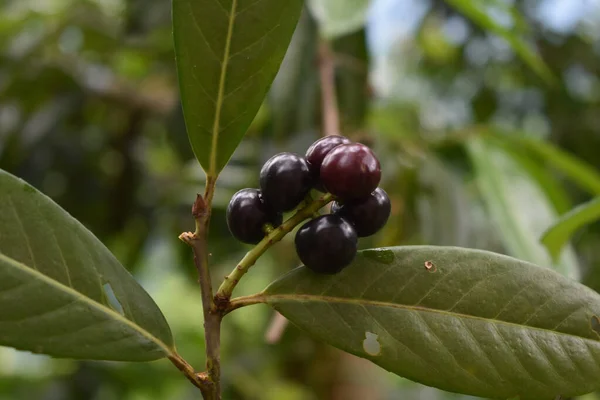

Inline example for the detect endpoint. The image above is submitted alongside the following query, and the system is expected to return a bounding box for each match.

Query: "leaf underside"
[264,246,600,400]
[0,170,173,361]
[173,0,303,176]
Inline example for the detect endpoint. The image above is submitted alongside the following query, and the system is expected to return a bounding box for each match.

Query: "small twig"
[215,193,335,303]
[168,353,212,396]
[319,41,340,137]
[223,293,266,315]
[180,175,221,399]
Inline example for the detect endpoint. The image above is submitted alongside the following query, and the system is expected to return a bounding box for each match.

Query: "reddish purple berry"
[320,143,381,201]
[306,135,351,190]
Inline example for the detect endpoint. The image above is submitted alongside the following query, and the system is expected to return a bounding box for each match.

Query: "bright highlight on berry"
[225,135,388,273]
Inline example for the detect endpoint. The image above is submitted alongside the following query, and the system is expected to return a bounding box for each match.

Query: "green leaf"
[307,0,372,39]
[467,137,580,280]
[0,170,173,361]
[443,0,554,84]
[542,197,600,261]
[173,0,303,177]
[264,246,600,400]
[493,137,572,215]
[502,135,600,196]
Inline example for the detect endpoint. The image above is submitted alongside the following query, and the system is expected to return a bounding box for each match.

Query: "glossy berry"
[331,188,391,237]
[320,143,381,201]
[227,189,282,244]
[306,135,351,190]
[260,152,313,212]
[295,215,357,274]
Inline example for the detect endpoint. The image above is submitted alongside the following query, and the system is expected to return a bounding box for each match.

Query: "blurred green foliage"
[1,0,600,399]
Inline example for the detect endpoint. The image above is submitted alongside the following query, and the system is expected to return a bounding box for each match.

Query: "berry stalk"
[215,193,335,303]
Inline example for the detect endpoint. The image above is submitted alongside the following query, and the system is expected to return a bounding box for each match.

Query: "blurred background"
[2,0,600,399]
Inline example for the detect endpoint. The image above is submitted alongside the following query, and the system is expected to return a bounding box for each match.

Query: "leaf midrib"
[209,0,238,177]
[0,253,173,355]
[264,293,600,345]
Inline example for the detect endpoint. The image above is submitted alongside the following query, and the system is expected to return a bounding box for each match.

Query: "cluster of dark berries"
[227,135,390,275]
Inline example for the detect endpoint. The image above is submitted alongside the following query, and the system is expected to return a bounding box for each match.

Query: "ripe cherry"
[320,143,381,201]
[295,215,357,274]
[331,188,391,237]
[227,189,282,244]
[306,135,351,191]
[260,153,312,212]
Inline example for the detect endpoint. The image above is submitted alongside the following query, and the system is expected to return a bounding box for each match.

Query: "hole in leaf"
[363,332,381,356]
[591,315,600,336]
[103,283,124,315]
[424,261,437,272]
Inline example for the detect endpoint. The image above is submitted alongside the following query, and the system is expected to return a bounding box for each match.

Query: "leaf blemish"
[590,315,600,336]
[103,283,124,316]
[363,332,381,356]
[424,261,437,272]
[362,249,394,264]
[22,183,36,193]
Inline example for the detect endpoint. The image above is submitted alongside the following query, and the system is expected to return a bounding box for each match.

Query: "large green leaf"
[264,246,600,399]
[0,170,173,361]
[467,137,580,280]
[542,197,600,261]
[307,0,372,39]
[443,0,554,84]
[173,0,303,177]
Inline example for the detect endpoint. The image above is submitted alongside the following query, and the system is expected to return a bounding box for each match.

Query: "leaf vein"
[413,267,456,306]
[525,330,570,388]
[267,294,600,345]
[234,0,267,16]
[457,318,507,386]
[550,304,584,331]
[492,277,537,319]
[7,196,39,272]
[490,324,552,391]
[0,254,172,356]
[0,299,78,324]
[186,3,223,63]
[522,294,557,325]
[208,0,238,176]
[447,270,509,312]
[413,311,493,390]
[361,305,442,374]
[226,22,280,61]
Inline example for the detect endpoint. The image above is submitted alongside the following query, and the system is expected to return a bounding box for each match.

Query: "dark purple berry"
[306,135,351,190]
[260,153,312,212]
[227,189,282,244]
[295,215,357,274]
[332,188,391,237]
[320,143,381,201]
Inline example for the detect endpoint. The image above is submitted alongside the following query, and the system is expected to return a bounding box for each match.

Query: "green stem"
[224,293,267,315]
[215,193,334,303]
